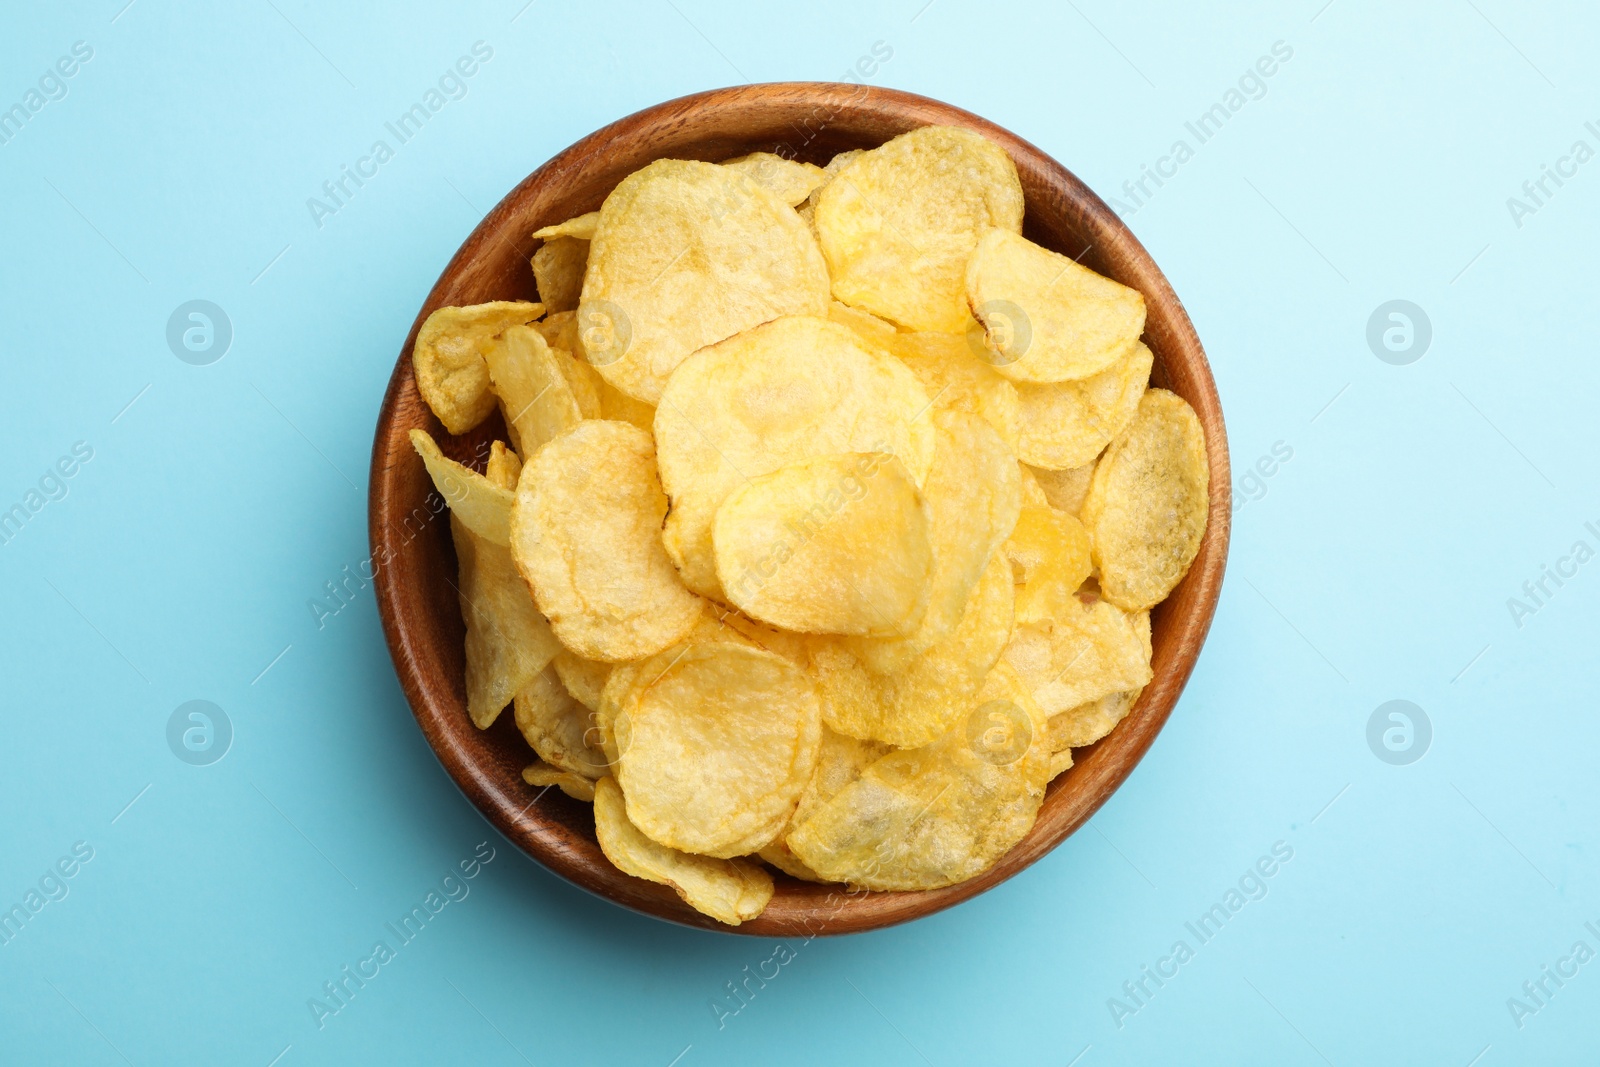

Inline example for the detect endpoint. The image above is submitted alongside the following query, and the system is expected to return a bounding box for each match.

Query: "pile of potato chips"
[408,126,1209,925]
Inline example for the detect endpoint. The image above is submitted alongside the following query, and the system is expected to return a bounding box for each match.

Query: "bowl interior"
[370,83,1231,935]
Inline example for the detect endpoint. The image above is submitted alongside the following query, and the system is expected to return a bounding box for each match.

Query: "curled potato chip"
[532,212,599,241]
[596,377,655,430]
[1005,505,1094,623]
[1018,463,1049,507]
[579,159,830,402]
[413,302,543,434]
[531,309,575,350]
[1082,389,1210,610]
[966,228,1146,383]
[655,315,935,599]
[760,727,889,881]
[787,661,1048,891]
[1047,686,1143,752]
[485,441,522,489]
[846,409,1021,673]
[1001,596,1152,716]
[510,421,704,661]
[812,550,1015,748]
[612,642,822,858]
[551,649,612,712]
[552,346,604,420]
[1014,342,1153,470]
[484,325,583,458]
[514,664,608,777]
[1029,461,1096,517]
[593,777,773,925]
[721,152,827,206]
[409,429,514,546]
[1049,748,1074,781]
[522,760,596,803]
[715,453,933,637]
[816,126,1023,332]
[532,235,589,313]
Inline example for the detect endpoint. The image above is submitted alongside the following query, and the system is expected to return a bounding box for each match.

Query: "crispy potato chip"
[715,453,933,637]
[531,309,574,349]
[532,212,599,241]
[593,777,773,925]
[1082,389,1210,610]
[510,421,704,661]
[1029,461,1096,517]
[413,302,543,434]
[811,551,1015,748]
[1001,596,1152,717]
[579,159,830,402]
[1048,748,1074,781]
[721,152,827,206]
[531,235,589,313]
[816,126,1024,332]
[1014,342,1153,470]
[787,661,1048,890]
[522,760,596,802]
[595,378,655,430]
[966,228,1146,384]
[1005,505,1094,623]
[760,727,889,881]
[611,642,822,858]
[655,315,936,599]
[553,347,604,420]
[1047,686,1143,752]
[485,441,522,489]
[1018,463,1050,507]
[409,428,514,546]
[484,325,583,458]
[514,664,608,777]
[846,409,1020,673]
[551,649,612,712]
[798,150,866,232]
[715,607,810,664]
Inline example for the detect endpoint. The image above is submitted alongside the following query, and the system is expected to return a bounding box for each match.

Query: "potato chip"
[593,776,773,925]
[815,126,1024,332]
[413,301,543,434]
[531,235,588,313]
[611,642,822,858]
[721,152,827,206]
[715,453,933,637]
[579,159,831,402]
[846,409,1020,673]
[760,727,889,880]
[798,150,866,232]
[1014,342,1153,470]
[514,664,608,777]
[532,212,599,241]
[965,228,1146,384]
[409,428,514,546]
[1029,461,1096,517]
[551,649,612,712]
[531,309,575,350]
[1048,748,1074,781]
[655,315,936,599]
[1005,505,1094,622]
[811,551,1015,748]
[1046,687,1142,752]
[787,661,1048,891]
[595,377,654,429]
[522,760,596,803]
[1082,389,1210,610]
[510,420,704,661]
[1018,463,1049,508]
[485,440,522,489]
[484,325,583,458]
[553,348,604,420]
[1001,595,1152,716]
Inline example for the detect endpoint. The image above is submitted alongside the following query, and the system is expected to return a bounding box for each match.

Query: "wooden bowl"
[370,83,1230,936]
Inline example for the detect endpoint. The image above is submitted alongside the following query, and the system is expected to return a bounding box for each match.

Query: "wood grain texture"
[369,83,1231,936]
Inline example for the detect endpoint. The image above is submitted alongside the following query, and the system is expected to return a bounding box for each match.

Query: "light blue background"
[2,0,1595,1063]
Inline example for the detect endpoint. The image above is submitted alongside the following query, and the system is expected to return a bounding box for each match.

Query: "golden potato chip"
[787,661,1048,891]
[655,315,936,599]
[715,453,933,637]
[595,377,655,430]
[484,325,583,458]
[611,642,822,858]
[1049,748,1074,781]
[965,228,1146,384]
[1082,389,1210,610]
[811,551,1015,748]
[413,301,543,434]
[715,607,810,665]
[551,649,612,712]
[760,727,889,881]
[409,428,514,546]
[593,777,773,925]
[1001,596,1152,716]
[522,760,596,803]
[548,342,604,420]
[1014,342,1153,470]
[815,126,1024,332]
[485,441,522,489]
[1029,461,1096,517]
[531,235,588,313]
[798,150,864,232]
[531,309,575,350]
[510,420,704,661]
[1018,463,1049,508]
[846,409,1020,673]
[579,159,830,402]
[513,664,608,777]
[532,212,599,241]
[721,152,827,206]
[1046,687,1142,752]
[1005,505,1094,623]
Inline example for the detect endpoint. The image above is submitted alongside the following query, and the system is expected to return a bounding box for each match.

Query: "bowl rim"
[369,81,1231,936]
